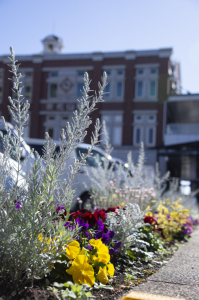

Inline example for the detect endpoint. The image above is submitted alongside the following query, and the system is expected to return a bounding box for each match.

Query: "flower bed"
[0,48,198,300]
[1,200,198,300]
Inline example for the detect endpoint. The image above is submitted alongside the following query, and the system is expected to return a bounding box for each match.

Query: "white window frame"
[133,110,157,147]
[113,126,122,146]
[25,83,32,98]
[49,72,58,77]
[104,82,111,98]
[146,114,156,123]
[18,68,33,103]
[148,80,158,98]
[136,81,145,98]
[100,111,123,146]
[49,83,57,98]
[102,66,125,102]
[150,68,157,74]
[134,115,144,123]
[146,126,156,147]
[133,126,144,146]
[76,82,84,98]
[44,113,73,140]
[116,81,124,98]
[136,69,145,76]
[134,64,159,102]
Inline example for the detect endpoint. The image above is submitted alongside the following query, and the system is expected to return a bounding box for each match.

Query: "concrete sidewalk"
[123,229,199,300]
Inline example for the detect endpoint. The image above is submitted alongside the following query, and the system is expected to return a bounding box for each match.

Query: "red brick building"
[0,35,180,167]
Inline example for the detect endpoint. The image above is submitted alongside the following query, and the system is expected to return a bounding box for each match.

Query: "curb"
[121,291,186,300]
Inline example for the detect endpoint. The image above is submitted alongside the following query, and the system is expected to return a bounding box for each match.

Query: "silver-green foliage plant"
[0,47,107,289]
[126,142,145,189]
[106,203,150,257]
[84,121,122,209]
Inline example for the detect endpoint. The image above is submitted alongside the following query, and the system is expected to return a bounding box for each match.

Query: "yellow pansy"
[66,255,95,287]
[89,239,110,264]
[79,247,89,255]
[97,266,109,284]
[107,263,114,276]
[89,239,103,249]
[65,240,80,260]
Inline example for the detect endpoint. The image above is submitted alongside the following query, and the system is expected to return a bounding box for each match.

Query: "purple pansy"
[15,201,21,210]
[57,206,65,211]
[76,218,89,230]
[184,226,193,234]
[64,221,75,229]
[96,219,104,231]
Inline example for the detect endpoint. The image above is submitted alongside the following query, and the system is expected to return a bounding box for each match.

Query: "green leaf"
[127,250,136,259]
[45,278,50,286]
[93,282,113,290]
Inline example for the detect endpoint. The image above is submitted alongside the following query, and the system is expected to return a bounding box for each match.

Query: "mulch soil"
[0,250,175,300]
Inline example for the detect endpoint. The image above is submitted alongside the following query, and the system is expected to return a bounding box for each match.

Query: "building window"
[133,127,144,146]
[49,72,58,77]
[48,128,54,138]
[135,115,143,122]
[104,83,110,97]
[77,71,85,76]
[48,44,53,51]
[26,72,32,77]
[137,81,143,97]
[117,70,123,75]
[105,71,111,76]
[146,127,156,146]
[25,84,31,97]
[23,115,31,138]
[149,80,156,97]
[133,111,157,147]
[147,115,155,123]
[134,66,159,101]
[116,82,123,97]
[50,83,57,98]
[101,113,123,146]
[150,69,157,74]
[137,69,144,75]
[77,83,84,97]
[113,126,122,145]
[135,128,141,144]
[102,68,125,102]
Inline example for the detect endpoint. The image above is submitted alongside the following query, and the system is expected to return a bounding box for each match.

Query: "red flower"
[93,210,106,222]
[69,210,83,221]
[82,212,96,224]
[105,206,120,213]
[144,215,157,225]
[155,227,166,239]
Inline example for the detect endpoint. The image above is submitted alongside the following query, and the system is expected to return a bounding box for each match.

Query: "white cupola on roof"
[42,35,63,54]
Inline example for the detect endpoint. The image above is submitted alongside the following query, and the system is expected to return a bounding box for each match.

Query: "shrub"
[0,47,107,289]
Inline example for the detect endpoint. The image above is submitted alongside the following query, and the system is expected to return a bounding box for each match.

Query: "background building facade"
[0,35,181,170]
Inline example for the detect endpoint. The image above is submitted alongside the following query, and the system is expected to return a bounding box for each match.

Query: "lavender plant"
[86,133,156,209]
[84,121,124,209]
[125,142,145,189]
[0,47,107,289]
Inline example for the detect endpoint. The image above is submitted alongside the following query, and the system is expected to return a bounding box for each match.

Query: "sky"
[0,0,199,93]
